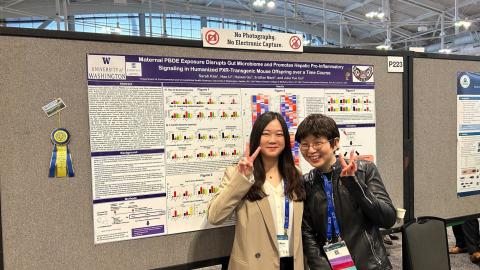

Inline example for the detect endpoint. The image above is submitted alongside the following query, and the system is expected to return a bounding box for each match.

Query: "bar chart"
[168,203,209,220]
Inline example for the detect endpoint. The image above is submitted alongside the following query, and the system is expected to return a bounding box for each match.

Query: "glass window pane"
[192,19,201,29]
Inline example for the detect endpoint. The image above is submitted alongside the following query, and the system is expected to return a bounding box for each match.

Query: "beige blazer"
[208,166,304,270]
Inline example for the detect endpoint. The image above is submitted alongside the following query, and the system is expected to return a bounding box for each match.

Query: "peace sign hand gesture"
[237,144,261,177]
[339,150,357,177]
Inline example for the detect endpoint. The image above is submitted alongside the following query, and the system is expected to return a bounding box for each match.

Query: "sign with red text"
[202,28,303,52]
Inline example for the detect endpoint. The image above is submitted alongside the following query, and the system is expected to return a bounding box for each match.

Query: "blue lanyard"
[283,180,290,236]
[322,174,341,242]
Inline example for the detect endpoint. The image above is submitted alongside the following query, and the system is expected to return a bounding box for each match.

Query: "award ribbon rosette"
[49,128,75,177]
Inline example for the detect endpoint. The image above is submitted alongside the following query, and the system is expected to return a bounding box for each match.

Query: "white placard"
[42,97,67,117]
[202,28,303,52]
[387,56,404,73]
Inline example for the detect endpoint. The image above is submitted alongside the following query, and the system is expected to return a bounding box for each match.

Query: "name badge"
[277,235,290,257]
[323,241,357,270]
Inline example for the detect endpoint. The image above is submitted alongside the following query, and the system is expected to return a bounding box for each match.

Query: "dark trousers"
[280,256,293,270]
[452,218,480,254]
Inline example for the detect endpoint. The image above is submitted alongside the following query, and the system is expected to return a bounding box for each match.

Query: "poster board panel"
[0,36,403,269]
[413,57,480,218]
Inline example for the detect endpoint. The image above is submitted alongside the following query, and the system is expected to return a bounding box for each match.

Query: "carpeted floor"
[386,226,480,269]
[197,226,480,270]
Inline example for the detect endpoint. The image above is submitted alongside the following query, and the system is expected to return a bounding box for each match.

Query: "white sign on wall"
[201,28,303,52]
[387,56,404,73]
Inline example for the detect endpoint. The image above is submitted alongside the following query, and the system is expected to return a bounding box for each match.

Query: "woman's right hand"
[237,144,261,177]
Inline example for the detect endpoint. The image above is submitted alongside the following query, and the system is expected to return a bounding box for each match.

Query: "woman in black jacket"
[295,113,396,270]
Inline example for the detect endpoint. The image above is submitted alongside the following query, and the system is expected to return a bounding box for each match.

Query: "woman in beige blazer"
[208,112,305,270]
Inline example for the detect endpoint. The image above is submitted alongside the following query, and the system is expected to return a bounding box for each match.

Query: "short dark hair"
[295,114,340,145]
[246,111,305,202]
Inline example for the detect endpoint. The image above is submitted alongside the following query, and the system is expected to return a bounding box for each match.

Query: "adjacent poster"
[87,54,376,244]
[457,71,480,197]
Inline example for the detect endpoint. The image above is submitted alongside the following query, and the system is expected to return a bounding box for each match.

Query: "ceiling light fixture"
[266,0,275,8]
[366,11,377,19]
[253,0,266,8]
[376,39,392,50]
[409,47,425,52]
[417,26,428,32]
[455,20,472,29]
[376,44,391,50]
[365,11,384,20]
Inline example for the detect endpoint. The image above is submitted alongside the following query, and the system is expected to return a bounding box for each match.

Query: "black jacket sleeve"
[341,161,396,229]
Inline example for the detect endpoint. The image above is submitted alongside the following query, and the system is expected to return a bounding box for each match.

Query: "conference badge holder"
[323,240,357,270]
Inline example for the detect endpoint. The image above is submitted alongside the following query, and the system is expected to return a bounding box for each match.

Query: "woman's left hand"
[339,150,357,177]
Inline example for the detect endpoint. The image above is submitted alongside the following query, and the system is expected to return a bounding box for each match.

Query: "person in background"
[296,113,396,270]
[449,218,480,263]
[208,111,305,270]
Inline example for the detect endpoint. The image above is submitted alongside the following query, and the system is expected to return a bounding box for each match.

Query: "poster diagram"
[87,54,376,243]
[457,71,480,197]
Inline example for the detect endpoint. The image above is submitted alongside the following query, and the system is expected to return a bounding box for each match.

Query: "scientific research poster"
[87,54,376,243]
[457,71,480,197]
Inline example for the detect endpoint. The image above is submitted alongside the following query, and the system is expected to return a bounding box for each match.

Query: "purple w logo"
[102,57,111,64]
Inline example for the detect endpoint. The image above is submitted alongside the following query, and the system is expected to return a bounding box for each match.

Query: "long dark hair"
[245,112,306,202]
